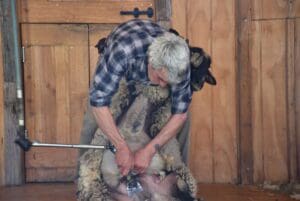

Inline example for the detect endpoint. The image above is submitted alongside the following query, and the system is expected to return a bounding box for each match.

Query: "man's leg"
[176,112,190,165]
[78,102,98,157]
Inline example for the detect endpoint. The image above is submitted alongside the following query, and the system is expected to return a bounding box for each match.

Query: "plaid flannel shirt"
[90,19,192,114]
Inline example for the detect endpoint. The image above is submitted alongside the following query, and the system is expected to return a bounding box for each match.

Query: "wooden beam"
[295,19,300,182]
[0,0,24,185]
[0,1,5,187]
[155,0,171,28]
[287,19,297,182]
[18,0,154,24]
[237,0,254,184]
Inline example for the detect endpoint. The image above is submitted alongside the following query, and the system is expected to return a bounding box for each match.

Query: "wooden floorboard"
[0,183,296,201]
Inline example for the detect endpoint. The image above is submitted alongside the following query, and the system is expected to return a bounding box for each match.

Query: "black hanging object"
[120,7,154,18]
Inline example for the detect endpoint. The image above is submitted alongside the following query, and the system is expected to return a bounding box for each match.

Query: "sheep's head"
[169,28,216,92]
[189,47,216,92]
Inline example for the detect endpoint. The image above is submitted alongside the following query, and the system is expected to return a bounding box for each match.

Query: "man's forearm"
[146,112,188,154]
[92,106,126,149]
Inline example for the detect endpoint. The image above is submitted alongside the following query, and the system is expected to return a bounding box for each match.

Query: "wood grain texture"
[252,0,300,20]
[187,0,214,183]
[237,0,254,184]
[290,0,300,18]
[171,0,187,38]
[26,168,76,182]
[251,20,289,183]
[296,19,300,180]
[252,0,289,20]
[22,24,89,182]
[212,0,237,183]
[251,20,264,183]
[261,20,288,183]
[287,19,297,182]
[18,0,154,23]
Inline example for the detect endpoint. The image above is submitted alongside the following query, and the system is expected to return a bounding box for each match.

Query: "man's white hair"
[148,32,190,84]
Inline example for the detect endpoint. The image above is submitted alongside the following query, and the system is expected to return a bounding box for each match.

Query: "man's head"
[147,32,190,87]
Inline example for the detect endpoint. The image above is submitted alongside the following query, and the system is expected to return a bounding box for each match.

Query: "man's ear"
[205,70,217,85]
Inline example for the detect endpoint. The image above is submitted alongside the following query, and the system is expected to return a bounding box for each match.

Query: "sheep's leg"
[77,149,109,201]
[175,166,198,199]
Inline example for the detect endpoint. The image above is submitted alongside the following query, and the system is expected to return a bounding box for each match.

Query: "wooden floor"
[0,183,296,201]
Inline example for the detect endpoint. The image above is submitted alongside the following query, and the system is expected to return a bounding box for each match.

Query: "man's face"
[149,66,169,88]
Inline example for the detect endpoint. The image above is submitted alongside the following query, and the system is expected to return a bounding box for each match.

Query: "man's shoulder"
[106,20,165,57]
[109,20,165,42]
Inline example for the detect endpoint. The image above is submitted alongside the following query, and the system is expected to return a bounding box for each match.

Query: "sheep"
[77,37,216,201]
[77,82,198,201]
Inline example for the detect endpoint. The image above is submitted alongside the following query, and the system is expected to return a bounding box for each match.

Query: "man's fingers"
[134,164,145,173]
[122,167,130,176]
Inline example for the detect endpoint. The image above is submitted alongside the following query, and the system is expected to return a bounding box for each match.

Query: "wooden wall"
[172,0,300,184]
[250,0,300,184]
[0,0,299,185]
[172,0,238,184]
[296,18,300,183]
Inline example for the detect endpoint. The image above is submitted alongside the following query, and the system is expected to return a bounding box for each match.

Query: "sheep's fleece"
[77,79,198,201]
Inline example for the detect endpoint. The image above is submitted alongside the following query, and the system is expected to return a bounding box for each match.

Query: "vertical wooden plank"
[252,20,289,183]
[237,0,254,184]
[251,21,264,183]
[68,44,89,144]
[261,20,288,182]
[212,0,237,183]
[0,8,4,186]
[22,24,89,182]
[55,47,70,143]
[187,0,214,183]
[171,0,187,38]
[287,19,297,182]
[295,19,300,181]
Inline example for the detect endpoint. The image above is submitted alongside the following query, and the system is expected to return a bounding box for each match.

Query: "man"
[81,19,191,177]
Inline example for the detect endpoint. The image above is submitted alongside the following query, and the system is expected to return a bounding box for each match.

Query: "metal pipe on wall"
[11,0,25,133]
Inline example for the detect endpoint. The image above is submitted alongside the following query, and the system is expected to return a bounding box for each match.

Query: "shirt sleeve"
[170,68,192,114]
[89,47,127,107]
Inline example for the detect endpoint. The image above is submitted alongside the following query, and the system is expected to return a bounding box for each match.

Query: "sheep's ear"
[191,52,203,68]
[169,28,180,36]
[95,37,107,54]
[205,70,217,85]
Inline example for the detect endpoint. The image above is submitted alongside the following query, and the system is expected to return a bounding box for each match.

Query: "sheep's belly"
[109,173,177,201]
[139,173,177,196]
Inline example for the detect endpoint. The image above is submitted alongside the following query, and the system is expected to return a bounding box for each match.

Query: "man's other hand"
[134,146,155,173]
[115,143,134,176]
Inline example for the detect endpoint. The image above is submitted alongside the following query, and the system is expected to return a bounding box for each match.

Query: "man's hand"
[134,146,156,173]
[115,143,134,176]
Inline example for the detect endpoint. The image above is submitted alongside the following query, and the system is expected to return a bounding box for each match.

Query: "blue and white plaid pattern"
[90,19,192,114]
